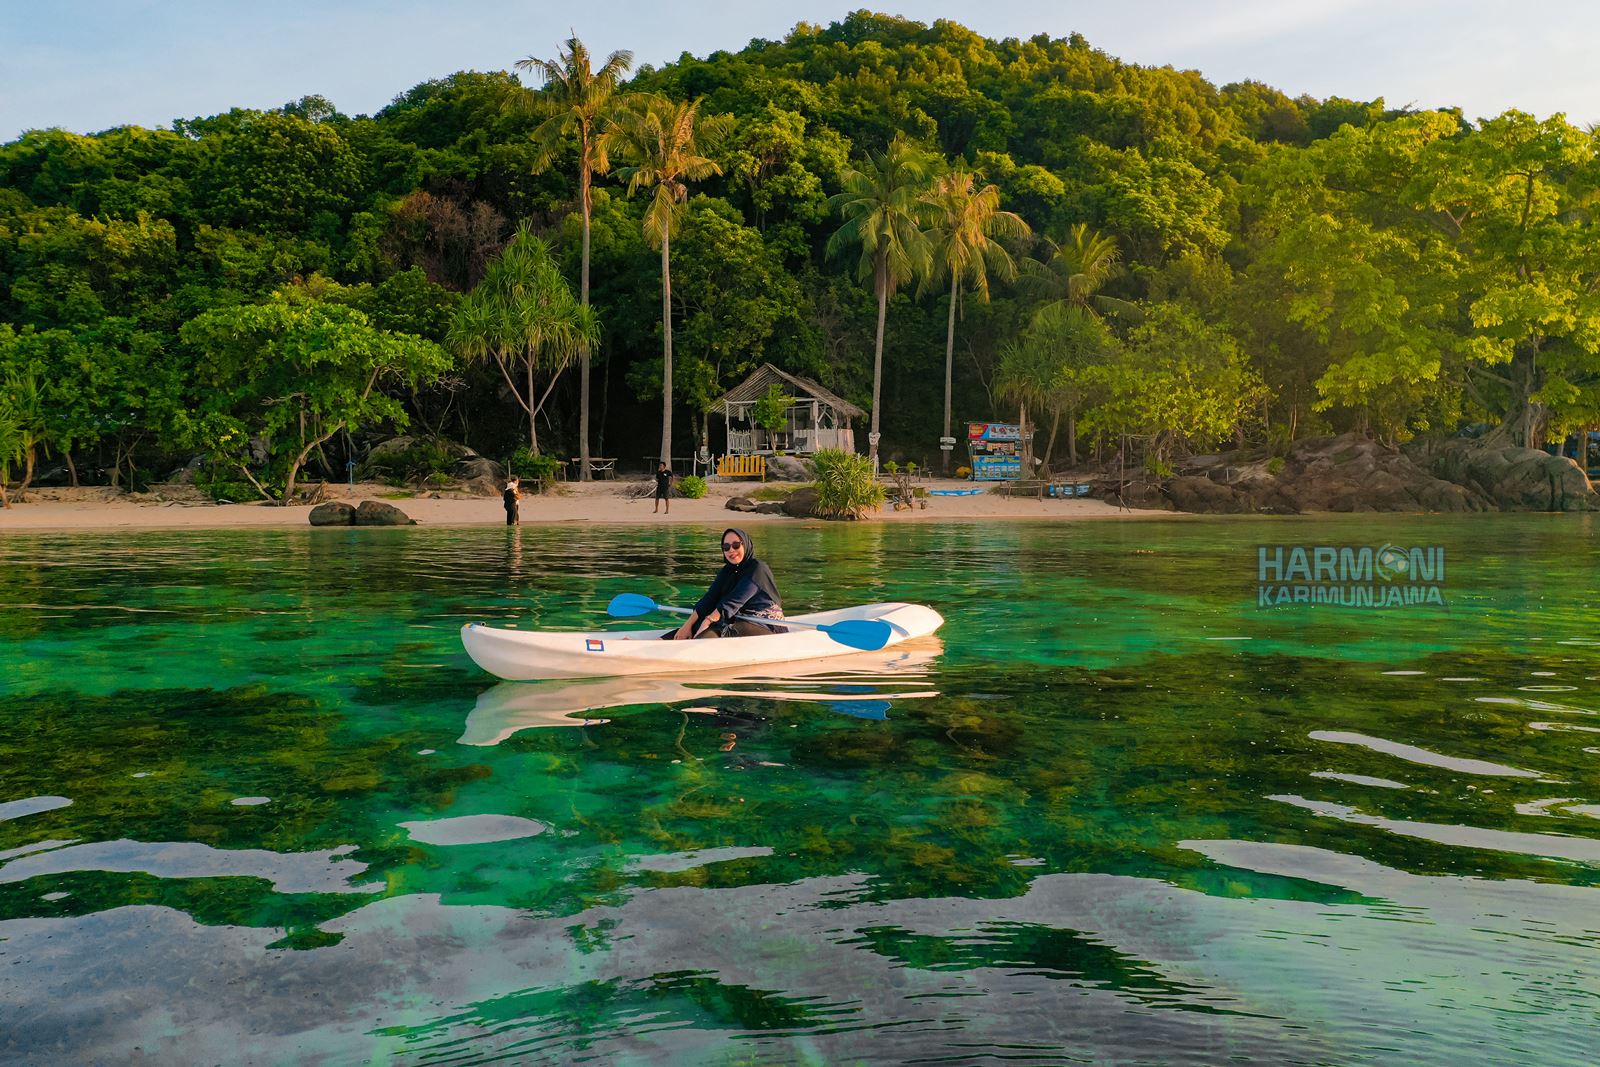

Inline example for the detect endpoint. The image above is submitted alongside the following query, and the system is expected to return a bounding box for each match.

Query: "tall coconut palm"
[922,168,1030,472]
[515,36,633,480]
[607,94,731,464]
[448,223,599,454]
[826,136,933,470]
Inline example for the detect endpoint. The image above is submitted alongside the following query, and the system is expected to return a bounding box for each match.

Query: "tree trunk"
[1043,409,1061,471]
[18,446,36,496]
[1580,426,1591,477]
[942,275,958,475]
[1017,403,1029,475]
[659,231,673,465]
[64,451,79,488]
[281,423,345,505]
[578,161,593,482]
[1482,349,1546,451]
[1067,409,1078,466]
[869,262,887,472]
[526,354,538,454]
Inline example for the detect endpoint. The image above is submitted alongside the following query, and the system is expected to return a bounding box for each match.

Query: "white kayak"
[460,602,944,681]
[460,637,945,744]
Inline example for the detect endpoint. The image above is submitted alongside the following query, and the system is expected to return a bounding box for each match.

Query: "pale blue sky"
[5,1,1597,142]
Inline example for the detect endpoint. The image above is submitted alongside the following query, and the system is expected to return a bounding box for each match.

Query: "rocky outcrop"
[1416,440,1597,512]
[754,501,788,514]
[308,501,356,526]
[725,496,758,512]
[309,499,417,525]
[1111,433,1493,515]
[453,456,506,485]
[353,500,417,526]
[765,455,814,481]
[782,487,822,518]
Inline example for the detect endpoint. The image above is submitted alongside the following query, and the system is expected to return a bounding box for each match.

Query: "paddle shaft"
[606,592,891,651]
[652,602,786,635]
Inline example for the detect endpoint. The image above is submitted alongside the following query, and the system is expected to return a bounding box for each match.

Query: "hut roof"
[713,363,864,417]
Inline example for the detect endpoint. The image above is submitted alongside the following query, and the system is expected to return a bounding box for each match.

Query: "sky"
[5,0,1597,142]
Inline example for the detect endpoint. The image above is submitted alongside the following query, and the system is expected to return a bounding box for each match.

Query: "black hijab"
[698,526,781,616]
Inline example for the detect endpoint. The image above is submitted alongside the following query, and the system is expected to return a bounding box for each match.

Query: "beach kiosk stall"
[967,422,1030,480]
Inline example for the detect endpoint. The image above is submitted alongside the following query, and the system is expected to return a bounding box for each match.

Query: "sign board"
[966,422,1031,480]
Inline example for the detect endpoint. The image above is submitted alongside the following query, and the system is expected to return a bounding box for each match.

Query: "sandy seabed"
[0,477,1174,533]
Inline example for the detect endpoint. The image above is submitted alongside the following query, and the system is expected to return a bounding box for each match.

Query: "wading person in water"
[662,528,786,639]
[653,461,674,514]
[502,476,521,526]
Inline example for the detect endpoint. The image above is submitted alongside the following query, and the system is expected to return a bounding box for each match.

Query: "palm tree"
[994,335,1055,478]
[1023,222,1125,318]
[1022,303,1118,467]
[448,224,599,454]
[515,36,633,480]
[608,94,731,464]
[826,136,933,470]
[922,168,1030,472]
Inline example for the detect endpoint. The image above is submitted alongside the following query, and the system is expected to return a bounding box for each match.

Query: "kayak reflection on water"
[459,638,944,745]
[662,527,787,640]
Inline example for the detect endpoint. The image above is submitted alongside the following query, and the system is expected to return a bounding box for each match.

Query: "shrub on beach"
[678,474,708,499]
[360,438,454,486]
[508,449,563,492]
[812,449,884,519]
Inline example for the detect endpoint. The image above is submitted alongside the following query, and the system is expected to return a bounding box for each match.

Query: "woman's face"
[720,534,746,564]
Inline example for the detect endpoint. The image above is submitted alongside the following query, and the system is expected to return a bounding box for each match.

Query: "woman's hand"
[672,619,696,640]
[693,609,720,638]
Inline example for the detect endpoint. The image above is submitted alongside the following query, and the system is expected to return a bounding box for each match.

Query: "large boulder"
[725,496,758,512]
[754,501,788,515]
[1424,441,1596,511]
[309,501,356,526]
[1166,475,1250,514]
[765,455,814,481]
[353,499,417,526]
[453,456,505,484]
[782,486,822,518]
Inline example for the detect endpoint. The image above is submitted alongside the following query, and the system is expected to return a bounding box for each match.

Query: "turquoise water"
[2,517,1598,1065]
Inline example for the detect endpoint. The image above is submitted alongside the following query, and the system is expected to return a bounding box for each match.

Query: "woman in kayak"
[663,527,787,639]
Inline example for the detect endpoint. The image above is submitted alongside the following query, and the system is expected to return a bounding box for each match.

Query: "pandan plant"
[813,448,885,519]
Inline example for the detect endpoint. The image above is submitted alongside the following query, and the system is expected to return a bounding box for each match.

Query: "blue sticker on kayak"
[585,639,605,652]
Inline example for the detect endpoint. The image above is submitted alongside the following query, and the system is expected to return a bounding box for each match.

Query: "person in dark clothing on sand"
[662,527,787,639]
[502,477,521,526]
[653,462,674,514]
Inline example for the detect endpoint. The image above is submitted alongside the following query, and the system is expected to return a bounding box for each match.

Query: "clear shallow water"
[1,516,1598,1065]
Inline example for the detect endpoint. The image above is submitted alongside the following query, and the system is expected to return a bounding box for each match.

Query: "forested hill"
[2,10,1595,497]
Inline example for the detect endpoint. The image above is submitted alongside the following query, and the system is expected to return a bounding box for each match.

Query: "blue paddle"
[606,593,892,652]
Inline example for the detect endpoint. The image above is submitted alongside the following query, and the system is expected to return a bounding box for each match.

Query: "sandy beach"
[0,477,1171,532]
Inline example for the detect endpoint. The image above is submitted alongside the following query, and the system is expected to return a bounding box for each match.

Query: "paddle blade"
[607,593,657,618]
[819,619,893,652]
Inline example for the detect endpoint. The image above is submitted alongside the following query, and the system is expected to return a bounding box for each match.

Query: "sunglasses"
[721,541,743,551]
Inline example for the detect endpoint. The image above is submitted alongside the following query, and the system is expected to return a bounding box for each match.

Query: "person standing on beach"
[503,477,521,526]
[653,462,674,514]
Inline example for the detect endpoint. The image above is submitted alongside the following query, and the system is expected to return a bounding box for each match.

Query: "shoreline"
[0,478,1173,533]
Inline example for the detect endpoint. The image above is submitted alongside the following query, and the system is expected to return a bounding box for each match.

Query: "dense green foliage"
[4,13,1597,490]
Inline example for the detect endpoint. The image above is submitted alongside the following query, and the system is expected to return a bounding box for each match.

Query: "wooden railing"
[716,454,767,479]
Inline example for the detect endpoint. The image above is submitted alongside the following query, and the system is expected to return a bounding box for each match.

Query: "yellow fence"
[717,454,767,480]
